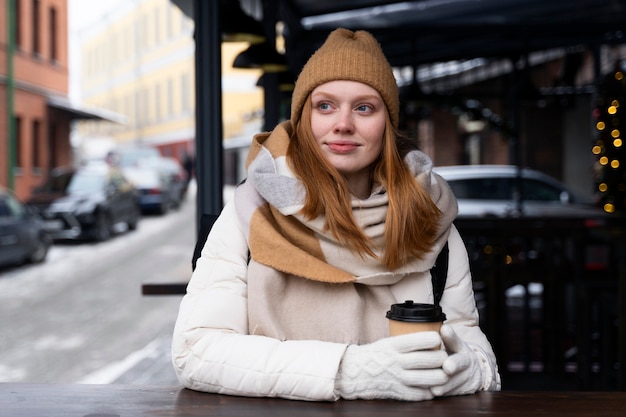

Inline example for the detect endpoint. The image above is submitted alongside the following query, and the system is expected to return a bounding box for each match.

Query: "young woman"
[172,28,500,401]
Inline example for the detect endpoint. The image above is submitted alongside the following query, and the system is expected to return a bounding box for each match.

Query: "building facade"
[1,0,72,200]
[75,0,263,173]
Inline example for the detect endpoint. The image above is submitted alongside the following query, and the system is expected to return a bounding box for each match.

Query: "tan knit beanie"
[290,28,399,129]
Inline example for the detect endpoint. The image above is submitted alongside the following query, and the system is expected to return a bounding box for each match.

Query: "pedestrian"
[172,28,500,401]
[182,152,194,197]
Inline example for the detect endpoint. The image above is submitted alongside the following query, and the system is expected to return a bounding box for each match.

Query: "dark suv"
[27,163,141,241]
[0,187,52,268]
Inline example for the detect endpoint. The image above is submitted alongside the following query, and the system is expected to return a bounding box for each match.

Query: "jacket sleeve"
[171,199,348,401]
[441,225,502,391]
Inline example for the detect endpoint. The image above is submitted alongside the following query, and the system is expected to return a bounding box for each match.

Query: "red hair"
[288,96,441,269]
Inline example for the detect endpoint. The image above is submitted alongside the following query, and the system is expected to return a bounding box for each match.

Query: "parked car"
[433,165,606,218]
[0,187,52,268]
[114,146,186,214]
[122,165,177,215]
[158,156,188,206]
[27,163,141,242]
[114,145,162,168]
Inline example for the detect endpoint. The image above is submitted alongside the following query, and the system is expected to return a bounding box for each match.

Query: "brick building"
[0,0,111,200]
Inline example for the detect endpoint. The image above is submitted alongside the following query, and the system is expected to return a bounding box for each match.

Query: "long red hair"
[287,95,441,270]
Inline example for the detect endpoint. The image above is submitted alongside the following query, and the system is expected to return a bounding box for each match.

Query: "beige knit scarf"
[234,121,458,342]
[237,120,457,280]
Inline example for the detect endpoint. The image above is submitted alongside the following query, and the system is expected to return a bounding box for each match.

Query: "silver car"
[433,165,606,218]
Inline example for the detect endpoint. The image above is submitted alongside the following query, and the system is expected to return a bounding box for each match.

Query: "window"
[134,90,141,126]
[143,13,149,49]
[167,78,174,116]
[179,11,187,34]
[155,83,161,120]
[48,122,58,167]
[166,4,173,38]
[125,26,131,58]
[32,120,42,171]
[49,6,57,61]
[32,0,40,55]
[133,18,140,55]
[15,116,22,169]
[143,88,149,123]
[181,73,191,113]
[125,94,131,120]
[15,0,22,48]
[154,8,160,44]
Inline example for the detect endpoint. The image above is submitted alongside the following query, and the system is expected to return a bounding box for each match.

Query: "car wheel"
[128,205,140,231]
[172,192,182,210]
[94,211,112,241]
[157,201,169,215]
[29,233,52,263]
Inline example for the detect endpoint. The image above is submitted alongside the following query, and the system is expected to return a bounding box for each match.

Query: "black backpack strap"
[192,213,219,271]
[430,242,449,306]
[192,180,249,271]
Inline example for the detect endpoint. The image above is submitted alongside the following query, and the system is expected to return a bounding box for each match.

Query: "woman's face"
[310,80,386,188]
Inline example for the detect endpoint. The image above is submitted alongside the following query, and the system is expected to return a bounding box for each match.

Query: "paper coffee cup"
[386,300,446,336]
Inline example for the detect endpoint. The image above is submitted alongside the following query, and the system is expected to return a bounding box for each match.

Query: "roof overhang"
[47,95,127,124]
[172,0,626,73]
[280,0,626,70]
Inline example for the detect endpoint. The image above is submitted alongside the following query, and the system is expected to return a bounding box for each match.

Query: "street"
[0,184,206,385]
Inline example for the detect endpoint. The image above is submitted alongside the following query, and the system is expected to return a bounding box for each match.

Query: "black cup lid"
[386,300,446,322]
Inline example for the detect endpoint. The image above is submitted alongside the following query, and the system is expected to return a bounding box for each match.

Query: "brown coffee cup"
[386,300,446,336]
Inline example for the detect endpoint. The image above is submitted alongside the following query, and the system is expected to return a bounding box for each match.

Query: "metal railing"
[456,215,626,390]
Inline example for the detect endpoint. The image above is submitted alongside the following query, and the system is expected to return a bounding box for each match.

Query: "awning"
[47,95,127,124]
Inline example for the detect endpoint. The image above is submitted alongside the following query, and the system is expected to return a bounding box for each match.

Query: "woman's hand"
[335,331,448,401]
[431,324,486,397]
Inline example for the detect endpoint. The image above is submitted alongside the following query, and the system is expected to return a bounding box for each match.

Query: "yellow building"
[75,0,263,167]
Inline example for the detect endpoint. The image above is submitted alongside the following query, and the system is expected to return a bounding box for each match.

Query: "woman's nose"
[333,109,355,133]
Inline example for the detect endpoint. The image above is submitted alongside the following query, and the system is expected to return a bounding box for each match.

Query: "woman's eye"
[318,102,332,111]
[356,104,373,112]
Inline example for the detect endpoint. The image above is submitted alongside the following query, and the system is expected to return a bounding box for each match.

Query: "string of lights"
[593,63,626,214]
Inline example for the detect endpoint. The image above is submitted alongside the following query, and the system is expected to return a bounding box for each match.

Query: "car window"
[0,194,24,218]
[447,178,511,200]
[123,167,162,187]
[42,172,73,192]
[447,177,565,202]
[521,179,564,201]
[0,197,11,217]
[118,148,161,167]
[67,172,107,194]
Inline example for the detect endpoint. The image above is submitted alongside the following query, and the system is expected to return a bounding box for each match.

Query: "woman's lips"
[327,142,359,152]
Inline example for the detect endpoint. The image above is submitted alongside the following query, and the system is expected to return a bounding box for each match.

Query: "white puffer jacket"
[171,198,500,401]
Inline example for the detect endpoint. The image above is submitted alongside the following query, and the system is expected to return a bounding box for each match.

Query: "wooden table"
[1,384,625,417]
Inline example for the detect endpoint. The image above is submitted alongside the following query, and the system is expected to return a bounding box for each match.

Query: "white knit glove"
[431,324,486,397]
[335,332,449,401]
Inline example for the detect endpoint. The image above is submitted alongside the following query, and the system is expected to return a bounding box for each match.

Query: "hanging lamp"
[221,0,266,44]
[233,42,288,72]
[256,70,295,92]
